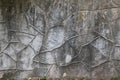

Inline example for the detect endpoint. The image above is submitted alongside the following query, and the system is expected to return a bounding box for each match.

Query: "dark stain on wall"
[0,0,30,41]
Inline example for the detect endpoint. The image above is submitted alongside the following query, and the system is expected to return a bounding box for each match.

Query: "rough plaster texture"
[0,0,120,80]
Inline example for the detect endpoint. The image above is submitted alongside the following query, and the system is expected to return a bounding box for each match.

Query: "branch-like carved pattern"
[0,0,120,79]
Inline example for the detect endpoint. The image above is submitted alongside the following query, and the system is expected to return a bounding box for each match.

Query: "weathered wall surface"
[0,0,120,80]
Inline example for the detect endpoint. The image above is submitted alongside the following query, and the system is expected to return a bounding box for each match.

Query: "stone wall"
[0,0,120,80]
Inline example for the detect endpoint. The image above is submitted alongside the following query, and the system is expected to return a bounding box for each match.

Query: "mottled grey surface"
[0,0,120,80]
